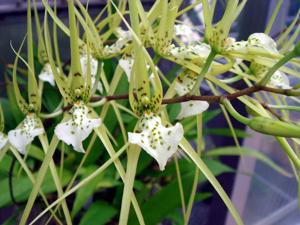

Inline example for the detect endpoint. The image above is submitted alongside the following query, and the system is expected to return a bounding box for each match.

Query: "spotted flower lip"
[226,33,279,54]
[175,72,209,119]
[0,132,8,150]
[38,63,56,86]
[54,102,102,153]
[169,43,211,59]
[269,71,291,89]
[247,33,278,54]
[119,54,134,81]
[8,114,44,154]
[175,73,197,96]
[176,101,209,120]
[128,113,184,170]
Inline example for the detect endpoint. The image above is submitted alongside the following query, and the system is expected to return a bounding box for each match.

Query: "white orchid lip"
[55,102,102,153]
[128,113,184,170]
[269,71,291,89]
[248,33,278,54]
[0,132,8,150]
[169,43,211,59]
[226,33,279,55]
[8,114,44,154]
[175,71,209,119]
[38,63,56,86]
[175,72,197,96]
[177,101,209,120]
[119,53,134,81]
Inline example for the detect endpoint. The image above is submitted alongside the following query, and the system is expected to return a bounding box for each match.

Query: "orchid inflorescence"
[1,0,300,225]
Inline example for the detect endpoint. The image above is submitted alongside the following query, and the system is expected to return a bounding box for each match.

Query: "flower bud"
[249,117,300,138]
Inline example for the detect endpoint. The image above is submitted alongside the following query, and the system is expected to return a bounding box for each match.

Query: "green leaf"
[79,201,118,225]
[0,168,72,208]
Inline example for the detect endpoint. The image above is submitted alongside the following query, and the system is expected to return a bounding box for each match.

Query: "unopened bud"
[249,117,300,138]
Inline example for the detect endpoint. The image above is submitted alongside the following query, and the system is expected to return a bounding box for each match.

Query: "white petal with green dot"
[247,33,278,54]
[119,54,134,81]
[8,114,44,154]
[54,102,102,153]
[169,43,211,59]
[269,71,291,89]
[177,101,209,120]
[0,132,8,150]
[38,63,56,86]
[128,113,184,170]
[225,40,248,53]
[175,75,197,96]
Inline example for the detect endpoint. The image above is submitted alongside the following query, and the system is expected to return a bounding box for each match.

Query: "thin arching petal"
[55,102,102,153]
[8,114,44,154]
[177,101,209,120]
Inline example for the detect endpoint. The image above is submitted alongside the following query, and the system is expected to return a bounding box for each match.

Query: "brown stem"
[62,85,300,111]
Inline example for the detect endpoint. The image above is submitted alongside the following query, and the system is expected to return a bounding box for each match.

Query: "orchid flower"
[0,133,8,150]
[175,71,209,119]
[49,1,102,153]
[8,114,44,154]
[55,102,102,153]
[227,33,291,89]
[128,112,184,170]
